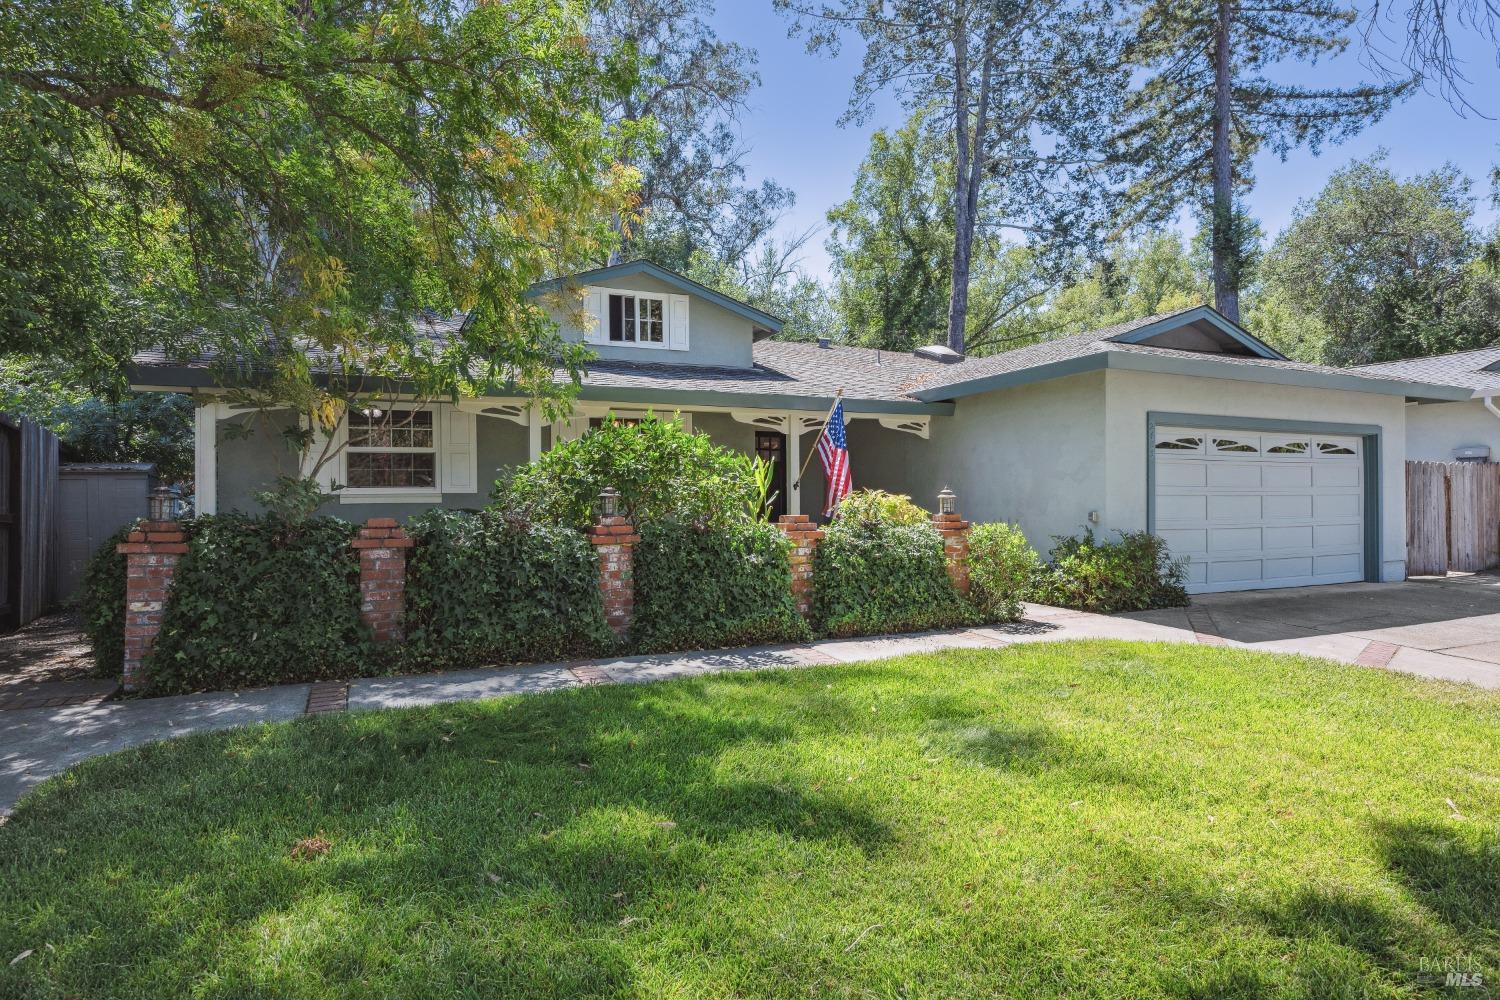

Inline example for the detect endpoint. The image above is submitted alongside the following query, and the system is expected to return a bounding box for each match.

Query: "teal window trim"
[1145,411,1383,584]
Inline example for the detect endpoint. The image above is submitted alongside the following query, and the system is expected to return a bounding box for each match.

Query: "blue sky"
[707,3,1500,283]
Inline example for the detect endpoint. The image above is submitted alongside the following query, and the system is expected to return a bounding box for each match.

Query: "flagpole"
[792,390,842,491]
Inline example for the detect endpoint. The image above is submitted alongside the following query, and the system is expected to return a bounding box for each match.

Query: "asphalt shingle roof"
[1354,348,1500,396]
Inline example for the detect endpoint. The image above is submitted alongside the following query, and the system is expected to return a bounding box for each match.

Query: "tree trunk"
[1210,0,1239,322]
[946,16,993,355]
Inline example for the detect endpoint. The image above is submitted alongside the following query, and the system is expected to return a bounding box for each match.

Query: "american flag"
[816,399,853,515]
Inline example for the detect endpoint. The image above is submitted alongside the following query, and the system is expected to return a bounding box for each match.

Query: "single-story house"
[1354,348,1500,464]
[130,260,1473,595]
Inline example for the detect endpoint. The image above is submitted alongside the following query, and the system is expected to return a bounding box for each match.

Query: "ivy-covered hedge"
[78,523,135,677]
[812,520,979,638]
[146,514,370,694]
[402,509,615,668]
[1032,529,1189,614]
[632,519,809,653]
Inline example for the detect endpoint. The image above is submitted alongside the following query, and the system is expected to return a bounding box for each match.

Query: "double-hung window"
[608,293,665,345]
[345,408,436,489]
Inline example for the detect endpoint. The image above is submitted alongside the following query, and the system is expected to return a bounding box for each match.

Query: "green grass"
[3,641,1498,998]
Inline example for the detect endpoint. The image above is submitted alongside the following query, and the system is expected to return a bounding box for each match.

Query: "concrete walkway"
[4,588,1498,816]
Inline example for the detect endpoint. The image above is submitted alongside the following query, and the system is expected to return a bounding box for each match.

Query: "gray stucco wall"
[215,409,529,520]
[541,272,755,368]
[1404,398,1500,462]
[845,371,1109,550]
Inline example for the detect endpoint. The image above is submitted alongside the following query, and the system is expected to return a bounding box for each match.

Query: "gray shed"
[53,463,156,602]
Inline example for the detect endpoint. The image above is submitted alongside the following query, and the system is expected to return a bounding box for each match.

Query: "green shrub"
[967,522,1040,621]
[146,514,369,693]
[402,509,615,668]
[632,519,809,653]
[1032,529,1189,614]
[493,415,766,529]
[78,522,136,678]
[813,520,979,637]
[832,489,930,526]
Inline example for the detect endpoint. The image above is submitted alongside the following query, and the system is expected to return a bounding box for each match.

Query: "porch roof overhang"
[128,363,955,418]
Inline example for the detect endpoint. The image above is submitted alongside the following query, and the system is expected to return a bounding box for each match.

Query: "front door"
[755,430,788,521]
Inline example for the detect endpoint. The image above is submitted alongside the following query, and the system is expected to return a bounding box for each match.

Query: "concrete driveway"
[1121,574,1500,687]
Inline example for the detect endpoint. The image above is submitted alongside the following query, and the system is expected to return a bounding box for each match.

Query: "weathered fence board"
[1406,461,1450,576]
[1405,460,1500,577]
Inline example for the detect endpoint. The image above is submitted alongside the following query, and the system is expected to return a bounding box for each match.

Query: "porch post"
[193,400,218,516]
[527,405,543,462]
[784,412,801,516]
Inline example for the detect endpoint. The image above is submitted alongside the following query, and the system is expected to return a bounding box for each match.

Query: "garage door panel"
[1159,528,1206,552]
[1155,424,1365,594]
[1209,559,1264,583]
[1208,526,1261,552]
[1207,463,1262,488]
[1263,556,1314,580]
[1208,494,1261,521]
[1157,462,1207,487]
[1262,464,1313,488]
[1314,494,1361,519]
[1314,553,1362,576]
[1314,464,1361,488]
[1263,494,1314,519]
[1263,524,1313,550]
[1157,494,1207,521]
[1314,523,1361,547]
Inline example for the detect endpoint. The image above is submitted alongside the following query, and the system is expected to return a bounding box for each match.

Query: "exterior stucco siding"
[847,371,1109,550]
[1100,370,1409,582]
[1403,399,1500,462]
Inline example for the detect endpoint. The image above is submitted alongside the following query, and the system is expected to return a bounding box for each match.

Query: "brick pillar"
[352,517,414,643]
[777,514,824,618]
[587,509,639,637]
[931,507,972,596]
[118,520,188,691]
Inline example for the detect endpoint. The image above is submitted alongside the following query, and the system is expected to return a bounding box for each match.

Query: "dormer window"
[608,293,665,344]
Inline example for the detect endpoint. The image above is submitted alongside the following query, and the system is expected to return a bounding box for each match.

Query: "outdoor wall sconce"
[148,484,175,521]
[937,487,956,516]
[599,486,621,518]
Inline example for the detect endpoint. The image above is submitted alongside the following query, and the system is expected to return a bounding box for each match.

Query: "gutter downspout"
[1484,396,1500,423]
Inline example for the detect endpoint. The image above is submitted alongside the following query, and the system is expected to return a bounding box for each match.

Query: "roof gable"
[1103,306,1286,360]
[527,260,784,337]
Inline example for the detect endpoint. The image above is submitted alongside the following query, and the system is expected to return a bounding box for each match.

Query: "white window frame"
[340,405,443,503]
[606,291,668,348]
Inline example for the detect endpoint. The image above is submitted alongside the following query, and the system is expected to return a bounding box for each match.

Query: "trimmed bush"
[813,520,979,637]
[633,519,809,653]
[402,509,615,668]
[493,415,764,529]
[1032,529,1189,614]
[146,514,369,693]
[832,489,930,526]
[967,522,1040,621]
[78,523,135,678]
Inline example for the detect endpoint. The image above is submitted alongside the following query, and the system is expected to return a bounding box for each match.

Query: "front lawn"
[3,641,1497,997]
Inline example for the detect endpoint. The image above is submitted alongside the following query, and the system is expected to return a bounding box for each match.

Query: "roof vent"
[914,343,964,364]
[817,337,832,349]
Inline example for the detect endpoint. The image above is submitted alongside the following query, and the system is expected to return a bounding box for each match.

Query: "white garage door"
[1153,426,1365,594]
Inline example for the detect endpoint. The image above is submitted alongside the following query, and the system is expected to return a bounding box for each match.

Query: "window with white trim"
[345,408,436,488]
[608,293,665,344]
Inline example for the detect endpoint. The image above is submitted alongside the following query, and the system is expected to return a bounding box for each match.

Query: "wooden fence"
[1406,460,1500,576]
[0,413,59,631]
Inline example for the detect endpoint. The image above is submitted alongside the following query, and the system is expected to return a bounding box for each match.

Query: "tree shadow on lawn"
[3,674,907,993]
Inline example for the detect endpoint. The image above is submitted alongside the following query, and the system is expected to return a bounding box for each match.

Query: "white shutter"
[667,294,690,351]
[300,414,346,493]
[584,286,606,344]
[441,406,478,493]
